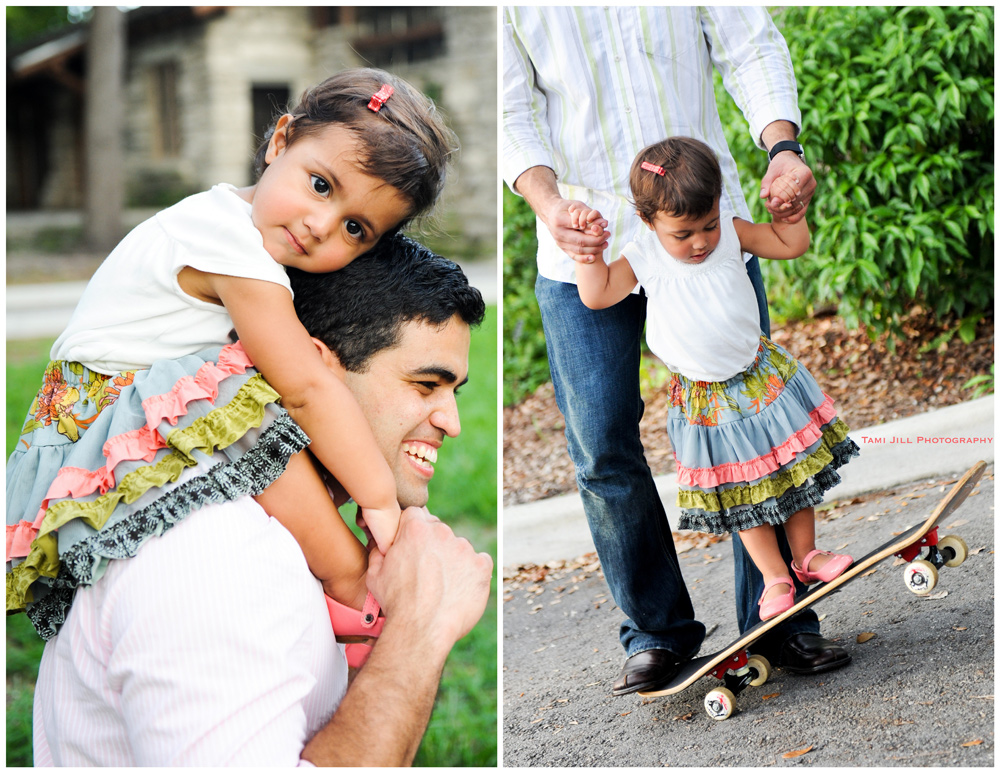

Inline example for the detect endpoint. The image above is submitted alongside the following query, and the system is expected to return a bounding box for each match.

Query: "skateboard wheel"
[747,655,771,687]
[704,687,736,721]
[904,559,938,595]
[938,535,968,567]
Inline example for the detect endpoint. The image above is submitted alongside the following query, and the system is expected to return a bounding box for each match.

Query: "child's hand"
[360,502,403,554]
[567,203,607,236]
[769,173,803,212]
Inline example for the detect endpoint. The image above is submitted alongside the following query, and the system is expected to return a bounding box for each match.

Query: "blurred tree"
[83,6,125,251]
[6,6,74,45]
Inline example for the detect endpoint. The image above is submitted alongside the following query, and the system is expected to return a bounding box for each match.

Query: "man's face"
[342,314,471,508]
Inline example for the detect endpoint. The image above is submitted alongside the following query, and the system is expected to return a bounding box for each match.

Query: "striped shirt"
[503,6,801,283]
[33,497,346,767]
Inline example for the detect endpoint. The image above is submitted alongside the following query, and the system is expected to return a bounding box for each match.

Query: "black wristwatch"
[767,140,804,162]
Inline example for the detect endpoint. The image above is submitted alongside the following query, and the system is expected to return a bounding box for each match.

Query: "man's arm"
[301,507,493,766]
[700,8,815,223]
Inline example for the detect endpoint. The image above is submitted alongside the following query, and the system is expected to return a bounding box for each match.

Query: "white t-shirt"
[51,184,292,374]
[622,212,762,382]
[33,496,347,767]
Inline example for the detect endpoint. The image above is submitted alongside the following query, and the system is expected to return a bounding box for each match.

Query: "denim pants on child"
[534,255,819,661]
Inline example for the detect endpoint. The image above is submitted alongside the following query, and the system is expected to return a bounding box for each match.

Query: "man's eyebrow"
[411,366,469,389]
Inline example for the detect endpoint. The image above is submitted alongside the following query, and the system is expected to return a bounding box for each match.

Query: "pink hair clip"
[367,84,394,112]
[641,161,665,176]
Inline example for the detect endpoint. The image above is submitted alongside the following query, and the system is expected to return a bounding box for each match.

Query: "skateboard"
[638,460,987,720]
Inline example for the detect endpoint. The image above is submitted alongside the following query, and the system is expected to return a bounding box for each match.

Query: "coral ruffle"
[675,396,838,489]
[6,342,255,562]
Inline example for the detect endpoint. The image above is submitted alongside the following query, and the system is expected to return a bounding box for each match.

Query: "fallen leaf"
[953,626,968,631]
[962,739,984,747]
[673,712,694,721]
[857,632,877,643]
[619,711,632,717]
[782,745,813,759]
[925,590,949,600]
[762,693,781,700]
[861,568,877,577]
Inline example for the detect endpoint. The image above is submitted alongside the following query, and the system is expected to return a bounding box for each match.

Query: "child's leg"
[783,506,836,573]
[254,450,370,610]
[738,523,794,604]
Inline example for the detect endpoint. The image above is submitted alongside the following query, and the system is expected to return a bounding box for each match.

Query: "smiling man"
[32,234,493,767]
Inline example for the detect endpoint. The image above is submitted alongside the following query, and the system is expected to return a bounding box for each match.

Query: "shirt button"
[625,106,632,113]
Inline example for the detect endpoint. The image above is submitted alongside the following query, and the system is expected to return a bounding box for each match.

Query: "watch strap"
[767,140,804,161]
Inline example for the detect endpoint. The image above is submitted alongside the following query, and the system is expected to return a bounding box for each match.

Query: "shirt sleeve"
[502,7,556,193]
[104,499,344,766]
[699,7,802,149]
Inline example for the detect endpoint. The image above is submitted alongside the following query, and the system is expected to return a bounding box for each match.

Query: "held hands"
[565,203,609,265]
[359,502,403,554]
[768,173,806,215]
[365,506,493,654]
[761,153,816,224]
[540,198,609,264]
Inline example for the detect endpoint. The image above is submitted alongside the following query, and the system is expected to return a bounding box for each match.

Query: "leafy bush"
[502,185,547,404]
[716,5,994,342]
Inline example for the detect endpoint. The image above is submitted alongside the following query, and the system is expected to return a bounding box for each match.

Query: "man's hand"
[514,165,609,260]
[302,506,492,766]
[759,120,816,224]
[761,154,815,223]
[366,506,493,656]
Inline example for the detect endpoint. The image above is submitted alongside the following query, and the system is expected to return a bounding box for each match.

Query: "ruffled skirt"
[667,337,859,535]
[6,342,309,639]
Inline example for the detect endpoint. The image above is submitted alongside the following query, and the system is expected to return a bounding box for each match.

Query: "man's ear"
[311,337,348,380]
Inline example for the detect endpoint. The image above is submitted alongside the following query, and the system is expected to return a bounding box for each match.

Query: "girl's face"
[644,198,722,265]
[248,116,412,273]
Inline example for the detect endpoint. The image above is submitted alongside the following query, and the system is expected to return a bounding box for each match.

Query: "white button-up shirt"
[503,6,801,283]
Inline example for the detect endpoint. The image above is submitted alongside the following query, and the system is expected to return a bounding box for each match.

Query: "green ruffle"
[7,375,281,612]
[677,419,852,513]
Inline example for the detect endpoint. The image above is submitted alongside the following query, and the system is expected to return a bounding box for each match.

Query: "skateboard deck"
[639,460,987,720]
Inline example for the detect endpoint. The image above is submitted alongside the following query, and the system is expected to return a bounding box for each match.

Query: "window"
[150,62,180,158]
[352,7,444,66]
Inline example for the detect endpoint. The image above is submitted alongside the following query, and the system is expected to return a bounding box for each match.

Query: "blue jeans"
[535,257,818,660]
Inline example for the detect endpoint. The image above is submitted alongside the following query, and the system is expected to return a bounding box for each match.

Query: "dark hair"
[629,137,722,223]
[289,233,486,373]
[254,68,458,230]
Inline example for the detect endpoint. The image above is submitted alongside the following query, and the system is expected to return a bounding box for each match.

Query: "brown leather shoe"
[778,633,851,674]
[612,649,680,695]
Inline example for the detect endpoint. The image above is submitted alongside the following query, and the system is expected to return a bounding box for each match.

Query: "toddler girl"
[7,68,455,657]
[571,136,859,621]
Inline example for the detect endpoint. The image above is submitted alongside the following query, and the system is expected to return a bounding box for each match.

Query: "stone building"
[7,6,497,257]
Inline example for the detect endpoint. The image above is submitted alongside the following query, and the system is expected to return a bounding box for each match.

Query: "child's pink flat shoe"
[325,591,385,668]
[758,577,795,621]
[791,550,853,585]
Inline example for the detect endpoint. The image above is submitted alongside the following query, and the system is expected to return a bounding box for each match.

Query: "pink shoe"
[758,577,795,621]
[792,550,853,585]
[325,591,385,668]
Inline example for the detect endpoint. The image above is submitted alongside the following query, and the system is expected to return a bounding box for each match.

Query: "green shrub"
[502,185,548,404]
[716,5,994,342]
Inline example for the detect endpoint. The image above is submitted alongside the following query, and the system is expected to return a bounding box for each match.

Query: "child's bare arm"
[574,253,639,309]
[206,273,402,552]
[733,173,810,260]
[255,450,370,609]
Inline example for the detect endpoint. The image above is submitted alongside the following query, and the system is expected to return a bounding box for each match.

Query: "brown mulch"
[503,308,994,507]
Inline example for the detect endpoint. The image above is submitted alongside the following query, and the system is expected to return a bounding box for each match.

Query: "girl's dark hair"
[253,68,458,230]
[629,137,722,223]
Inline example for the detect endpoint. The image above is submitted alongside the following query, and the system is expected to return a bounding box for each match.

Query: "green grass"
[5,312,498,766]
